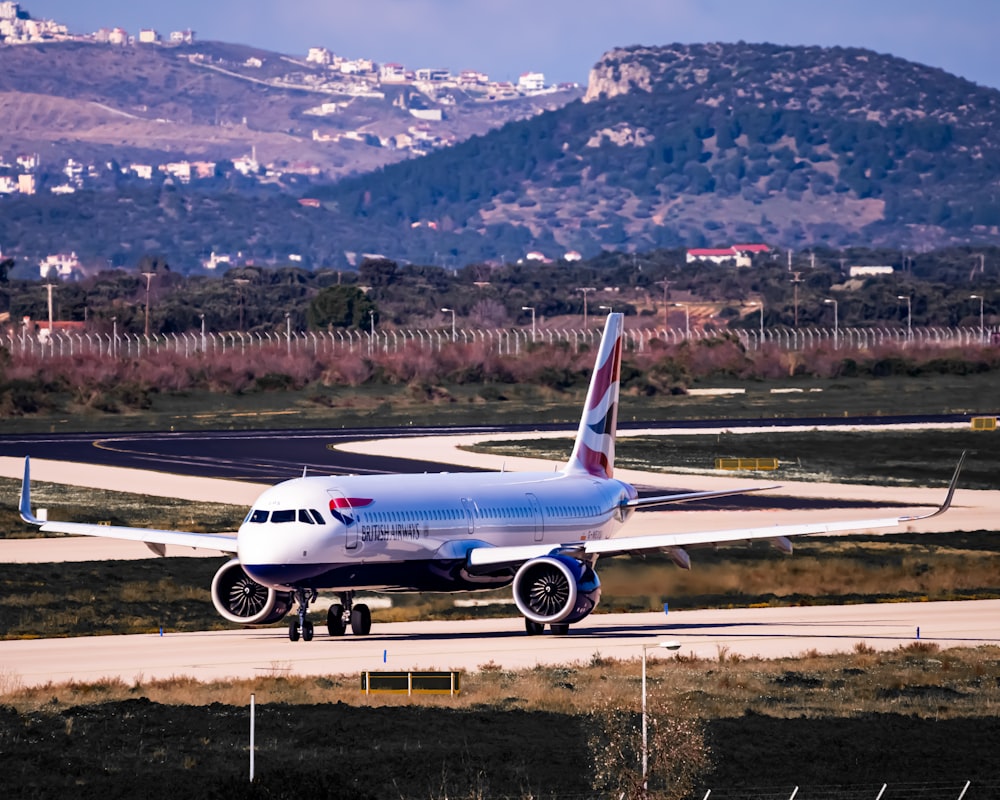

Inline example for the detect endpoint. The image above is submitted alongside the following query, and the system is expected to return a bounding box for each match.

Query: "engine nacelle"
[211,558,293,625]
[512,555,601,625]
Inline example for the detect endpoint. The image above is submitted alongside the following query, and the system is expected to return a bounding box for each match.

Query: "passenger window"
[298,509,314,524]
[271,509,295,523]
[248,509,269,523]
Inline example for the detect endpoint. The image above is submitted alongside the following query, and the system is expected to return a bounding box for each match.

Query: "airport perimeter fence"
[3,324,997,362]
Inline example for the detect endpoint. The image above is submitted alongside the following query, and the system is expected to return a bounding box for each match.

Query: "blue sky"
[27,1,1000,88]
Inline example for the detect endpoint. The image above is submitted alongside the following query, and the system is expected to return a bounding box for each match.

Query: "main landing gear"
[288,589,372,642]
[524,619,571,636]
[328,591,371,637]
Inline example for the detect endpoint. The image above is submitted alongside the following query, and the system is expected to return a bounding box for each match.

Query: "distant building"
[409,108,443,122]
[849,265,894,277]
[232,153,259,176]
[17,174,35,195]
[307,47,332,65]
[380,63,408,83]
[686,243,769,268]
[517,71,545,92]
[340,58,373,74]
[39,252,81,279]
[244,57,263,68]
[732,243,770,255]
[160,161,192,183]
[203,252,231,270]
[415,67,450,82]
[169,29,195,44]
[459,70,489,86]
[138,28,159,44]
[686,247,751,268]
[0,2,19,20]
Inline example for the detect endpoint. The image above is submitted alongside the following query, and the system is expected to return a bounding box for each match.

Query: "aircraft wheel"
[350,603,372,635]
[302,619,314,641]
[327,604,346,636]
[525,619,545,636]
[288,620,300,642]
[550,623,570,636]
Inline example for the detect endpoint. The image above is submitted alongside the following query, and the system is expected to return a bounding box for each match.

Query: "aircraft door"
[525,492,544,542]
[460,498,476,535]
[327,491,360,551]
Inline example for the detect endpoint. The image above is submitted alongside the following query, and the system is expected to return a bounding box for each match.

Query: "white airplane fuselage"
[238,470,637,593]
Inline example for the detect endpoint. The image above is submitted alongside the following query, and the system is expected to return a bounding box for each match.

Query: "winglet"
[901,450,967,522]
[19,456,42,526]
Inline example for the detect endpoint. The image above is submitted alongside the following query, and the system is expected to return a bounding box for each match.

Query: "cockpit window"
[270,509,296,523]
[298,509,314,524]
[309,509,325,524]
[247,509,269,524]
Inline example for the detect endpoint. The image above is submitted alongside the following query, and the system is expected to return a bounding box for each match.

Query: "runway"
[2,600,998,689]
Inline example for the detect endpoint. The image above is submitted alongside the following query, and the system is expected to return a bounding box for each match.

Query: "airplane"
[18,313,965,642]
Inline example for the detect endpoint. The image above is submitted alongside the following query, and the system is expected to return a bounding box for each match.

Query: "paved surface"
[1,601,997,689]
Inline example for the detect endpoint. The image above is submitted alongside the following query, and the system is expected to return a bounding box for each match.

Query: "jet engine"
[512,555,601,625]
[211,558,293,625]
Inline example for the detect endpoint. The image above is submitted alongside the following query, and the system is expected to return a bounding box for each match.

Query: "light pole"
[655,279,671,328]
[284,312,290,355]
[45,283,55,335]
[790,272,802,328]
[642,640,682,793]
[369,308,375,355]
[897,295,912,342]
[441,307,456,342]
[234,278,250,333]
[200,313,207,353]
[749,300,764,343]
[674,303,689,339]
[577,287,595,330]
[142,271,155,338]
[521,306,535,342]
[824,298,838,349]
[971,295,985,344]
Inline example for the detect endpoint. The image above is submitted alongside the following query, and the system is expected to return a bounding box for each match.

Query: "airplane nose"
[237,520,337,586]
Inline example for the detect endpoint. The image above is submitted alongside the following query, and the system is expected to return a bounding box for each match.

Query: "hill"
[0,39,580,178]
[3,41,1000,269]
[321,42,1000,258]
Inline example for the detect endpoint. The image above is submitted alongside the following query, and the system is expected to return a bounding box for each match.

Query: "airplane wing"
[468,452,966,570]
[19,457,239,556]
[625,484,779,508]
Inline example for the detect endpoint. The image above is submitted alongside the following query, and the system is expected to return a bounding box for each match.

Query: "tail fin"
[566,313,624,478]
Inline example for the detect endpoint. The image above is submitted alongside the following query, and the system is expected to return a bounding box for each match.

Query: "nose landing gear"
[288,588,317,642]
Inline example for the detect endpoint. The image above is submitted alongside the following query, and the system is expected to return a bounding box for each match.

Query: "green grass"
[1,371,999,434]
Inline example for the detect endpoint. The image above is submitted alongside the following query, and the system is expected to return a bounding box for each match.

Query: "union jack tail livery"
[566,313,624,478]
